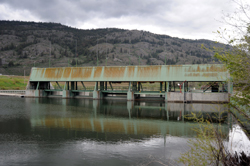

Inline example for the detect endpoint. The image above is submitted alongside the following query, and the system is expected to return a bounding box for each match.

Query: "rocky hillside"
[0,21,229,75]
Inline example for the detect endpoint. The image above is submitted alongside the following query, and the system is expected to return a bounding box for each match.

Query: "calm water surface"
[0,96,246,166]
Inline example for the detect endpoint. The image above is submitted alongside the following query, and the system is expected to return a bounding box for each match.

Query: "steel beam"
[81,81,86,90]
[56,81,62,90]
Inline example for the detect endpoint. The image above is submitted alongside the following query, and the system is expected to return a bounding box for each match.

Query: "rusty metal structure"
[26,64,232,102]
[29,64,228,82]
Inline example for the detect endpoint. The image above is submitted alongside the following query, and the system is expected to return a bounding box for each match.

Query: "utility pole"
[105,37,107,66]
[66,47,69,67]
[49,41,51,67]
[97,38,99,66]
[139,54,140,65]
[75,39,77,67]
[129,37,131,65]
[165,36,166,65]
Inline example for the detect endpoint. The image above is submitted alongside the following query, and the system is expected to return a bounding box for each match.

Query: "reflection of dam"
[31,117,201,137]
[30,98,229,139]
[30,98,229,121]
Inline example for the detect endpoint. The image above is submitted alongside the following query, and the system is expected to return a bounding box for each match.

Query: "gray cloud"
[0,0,240,40]
[0,0,171,22]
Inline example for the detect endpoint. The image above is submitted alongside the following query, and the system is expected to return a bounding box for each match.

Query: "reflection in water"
[29,98,229,140]
[0,96,248,165]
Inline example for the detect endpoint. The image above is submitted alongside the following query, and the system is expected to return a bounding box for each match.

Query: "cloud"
[0,0,239,40]
[0,4,40,21]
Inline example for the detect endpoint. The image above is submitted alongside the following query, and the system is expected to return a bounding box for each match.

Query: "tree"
[180,2,250,165]
[214,0,250,112]
[178,112,250,166]
[8,61,14,67]
[71,59,76,65]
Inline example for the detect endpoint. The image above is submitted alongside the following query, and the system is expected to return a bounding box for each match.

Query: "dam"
[25,64,232,102]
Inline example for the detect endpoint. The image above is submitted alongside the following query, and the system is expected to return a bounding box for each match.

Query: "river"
[0,96,249,166]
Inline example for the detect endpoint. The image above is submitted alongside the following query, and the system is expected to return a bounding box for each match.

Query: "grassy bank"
[0,75,29,90]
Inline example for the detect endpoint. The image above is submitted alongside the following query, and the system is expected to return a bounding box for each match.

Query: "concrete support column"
[62,90,70,98]
[182,82,184,93]
[127,82,134,101]
[35,90,41,97]
[93,90,102,99]
[93,82,102,99]
[165,82,169,101]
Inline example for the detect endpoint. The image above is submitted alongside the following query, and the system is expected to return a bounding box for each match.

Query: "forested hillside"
[0,21,228,75]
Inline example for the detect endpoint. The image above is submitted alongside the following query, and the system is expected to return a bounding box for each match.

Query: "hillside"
[0,21,228,75]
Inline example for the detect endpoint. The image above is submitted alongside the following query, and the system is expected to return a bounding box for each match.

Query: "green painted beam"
[102,90,127,93]
[71,90,94,92]
[44,89,63,92]
[134,91,165,94]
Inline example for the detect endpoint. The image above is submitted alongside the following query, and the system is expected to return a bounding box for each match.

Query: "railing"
[0,90,26,94]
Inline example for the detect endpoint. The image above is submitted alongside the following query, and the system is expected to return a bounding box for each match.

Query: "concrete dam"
[25,64,232,103]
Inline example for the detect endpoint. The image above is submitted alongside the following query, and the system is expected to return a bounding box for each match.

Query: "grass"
[0,75,29,90]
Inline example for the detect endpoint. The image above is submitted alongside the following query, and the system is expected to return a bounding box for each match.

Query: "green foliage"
[212,0,250,115]
[214,25,250,114]
[178,112,228,166]
[8,61,14,67]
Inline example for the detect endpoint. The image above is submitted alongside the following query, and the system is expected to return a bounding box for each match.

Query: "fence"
[0,90,26,94]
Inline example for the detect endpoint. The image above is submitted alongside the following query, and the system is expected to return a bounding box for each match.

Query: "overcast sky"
[0,0,243,40]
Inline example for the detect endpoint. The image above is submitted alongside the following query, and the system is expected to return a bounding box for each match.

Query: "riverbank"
[0,75,29,90]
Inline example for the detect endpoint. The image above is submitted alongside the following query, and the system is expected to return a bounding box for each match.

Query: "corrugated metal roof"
[29,64,228,82]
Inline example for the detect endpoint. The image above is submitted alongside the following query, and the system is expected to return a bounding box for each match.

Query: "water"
[0,96,248,166]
